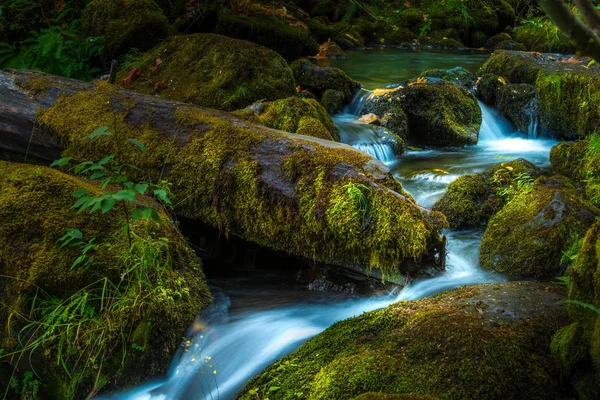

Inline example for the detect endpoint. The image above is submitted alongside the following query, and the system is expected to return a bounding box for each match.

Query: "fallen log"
[0,69,446,280]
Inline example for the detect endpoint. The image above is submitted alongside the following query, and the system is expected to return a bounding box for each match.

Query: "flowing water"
[113,49,558,400]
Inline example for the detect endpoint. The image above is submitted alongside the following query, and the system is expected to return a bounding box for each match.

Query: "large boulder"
[81,0,169,59]
[496,83,538,135]
[0,162,211,399]
[291,58,362,104]
[480,50,600,139]
[242,97,340,141]
[362,82,482,147]
[239,281,568,400]
[117,33,297,111]
[214,8,319,59]
[550,141,587,183]
[433,159,542,229]
[16,71,447,281]
[480,176,598,277]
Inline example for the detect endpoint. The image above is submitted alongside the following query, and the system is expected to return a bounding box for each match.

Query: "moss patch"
[81,0,169,59]
[480,175,598,277]
[117,33,296,111]
[291,58,361,103]
[0,162,210,399]
[239,281,568,400]
[550,141,587,183]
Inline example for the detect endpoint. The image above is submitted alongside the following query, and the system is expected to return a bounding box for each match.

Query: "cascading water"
[114,54,559,400]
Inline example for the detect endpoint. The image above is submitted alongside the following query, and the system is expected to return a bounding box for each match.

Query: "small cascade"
[352,142,395,163]
[478,100,516,141]
[345,89,370,116]
[526,97,540,139]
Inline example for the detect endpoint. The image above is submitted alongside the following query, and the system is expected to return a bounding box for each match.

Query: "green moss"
[480,175,599,277]
[214,8,319,59]
[433,159,540,228]
[479,50,543,84]
[258,97,339,141]
[81,0,169,59]
[477,74,503,105]
[398,8,425,33]
[239,281,567,400]
[513,20,574,53]
[550,141,587,183]
[550,323,588,372]
[419,67,476,90]
[0,162,211,399]
[536,72,600,139]
[38,84,446,277]
[321,89,345,114]
[353,394,438,400]
[291,58,361,103]
[117,33,296,111]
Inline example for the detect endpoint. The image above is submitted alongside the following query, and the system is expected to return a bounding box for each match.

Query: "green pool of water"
[321,47,490,90]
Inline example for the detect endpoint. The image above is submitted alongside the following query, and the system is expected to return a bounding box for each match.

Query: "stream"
[112,49,558,400]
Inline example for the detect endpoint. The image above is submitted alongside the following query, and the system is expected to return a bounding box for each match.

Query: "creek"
[111,49,558,400]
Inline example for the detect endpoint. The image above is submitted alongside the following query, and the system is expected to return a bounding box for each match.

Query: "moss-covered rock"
[37,81,446,280]
[433,158,542,228]
[480,50,600,139]
[117,33,296,112]
[353,394,437,400]
[477,74,504,105]
[418,67,476,91]
[496,83,537,134]
[81,0,169,59]
[321,89,345,114]
[484,32,513,49]
[291,58,361,104]
[239,281,568,400]
[214,8,319,59]
[550,141,587,183]
[513,21,574,53]
[397,8,426,33]
[0,162,211,399]
[363,82,481,147]
[480,175,598,277]
[255,97,339,141]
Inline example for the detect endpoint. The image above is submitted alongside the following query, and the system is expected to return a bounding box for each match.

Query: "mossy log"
[0,69,447,280]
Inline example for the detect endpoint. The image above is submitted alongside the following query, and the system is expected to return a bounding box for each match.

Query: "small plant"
[332,181,371,222]
[492,166,534,203]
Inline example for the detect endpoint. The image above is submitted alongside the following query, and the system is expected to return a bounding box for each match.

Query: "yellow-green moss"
[480,175,598,277]
[81,0,169,59]
[258,97,339,141]
[550,141,587,183]
[551,323,588,372]
[239,282,567,400]
[353,394,438,400]
[479,50,543,84]
[320,89,345,114]
[38,85,445,276]
[513,21,574,53]
[117,33,296,111]
[0,162,211,399]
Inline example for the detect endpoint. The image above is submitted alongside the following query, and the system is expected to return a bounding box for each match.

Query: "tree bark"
[539,0,600,61]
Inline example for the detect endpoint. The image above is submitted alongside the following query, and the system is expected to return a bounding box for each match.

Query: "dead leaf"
[150,57,163,73]
[120,68,143,85]
[498,76,507,85]
[155,80,165,88]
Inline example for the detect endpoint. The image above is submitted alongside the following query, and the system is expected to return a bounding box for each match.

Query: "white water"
[114,91,557,400]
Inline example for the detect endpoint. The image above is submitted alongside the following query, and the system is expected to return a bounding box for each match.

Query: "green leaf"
[154,189,172,205]
[135,183,148,195]
[141,208,161,223]
[89,171,107,181]
[72,189,89,198]
[127,138,146,153]
[50,157,72,168]
[131,208,144,222]
[97,154,115,166]
[269,386,281,393]
[67,228,83,240]
[82,126,112,141]
[113,190,136,202]
[101,198,116,213]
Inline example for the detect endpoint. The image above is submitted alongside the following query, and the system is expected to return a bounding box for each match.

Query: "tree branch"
[539,0,600,61]
[573,0,600,33]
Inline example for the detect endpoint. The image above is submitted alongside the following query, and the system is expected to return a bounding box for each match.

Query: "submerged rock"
[480,50,600,139]
[291,58,362,104]
[81,0,169,59]
[480,175,598,277]
[363,82,481,147]
[117,33,296,111]
[0,162,211,399]
[239,281,568,400]
[433,159,542,228]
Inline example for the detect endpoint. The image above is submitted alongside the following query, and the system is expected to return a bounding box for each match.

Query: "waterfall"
[351,142,395,162]
[526,97,540,139]
[478,100,515,141]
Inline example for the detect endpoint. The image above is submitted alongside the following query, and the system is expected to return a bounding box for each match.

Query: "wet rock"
[116,33,296,111]
[359,113,380,125]
[480,175,599,277]
[496,84,538,135]
[239,281,568,400]
[320,89,345,114]
[291,58,362,104]
[433,158,543,228]
[307,277,356,294]
[419,67,477,91]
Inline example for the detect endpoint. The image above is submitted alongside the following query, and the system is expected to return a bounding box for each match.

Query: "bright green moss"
[550,141,587,183]
[81,0,169,59]
[433,159,540,228]
[258,97,339,141]
[536,72,600,139]
[513,21,574,53]
[239,282,567,400]
[321,89,345,114]
[0,162,211,399]
[479,50,543,84]
[117,33,296,111]
[480,176,599,277]
[550,323,588,372]
[38,85,445,276]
